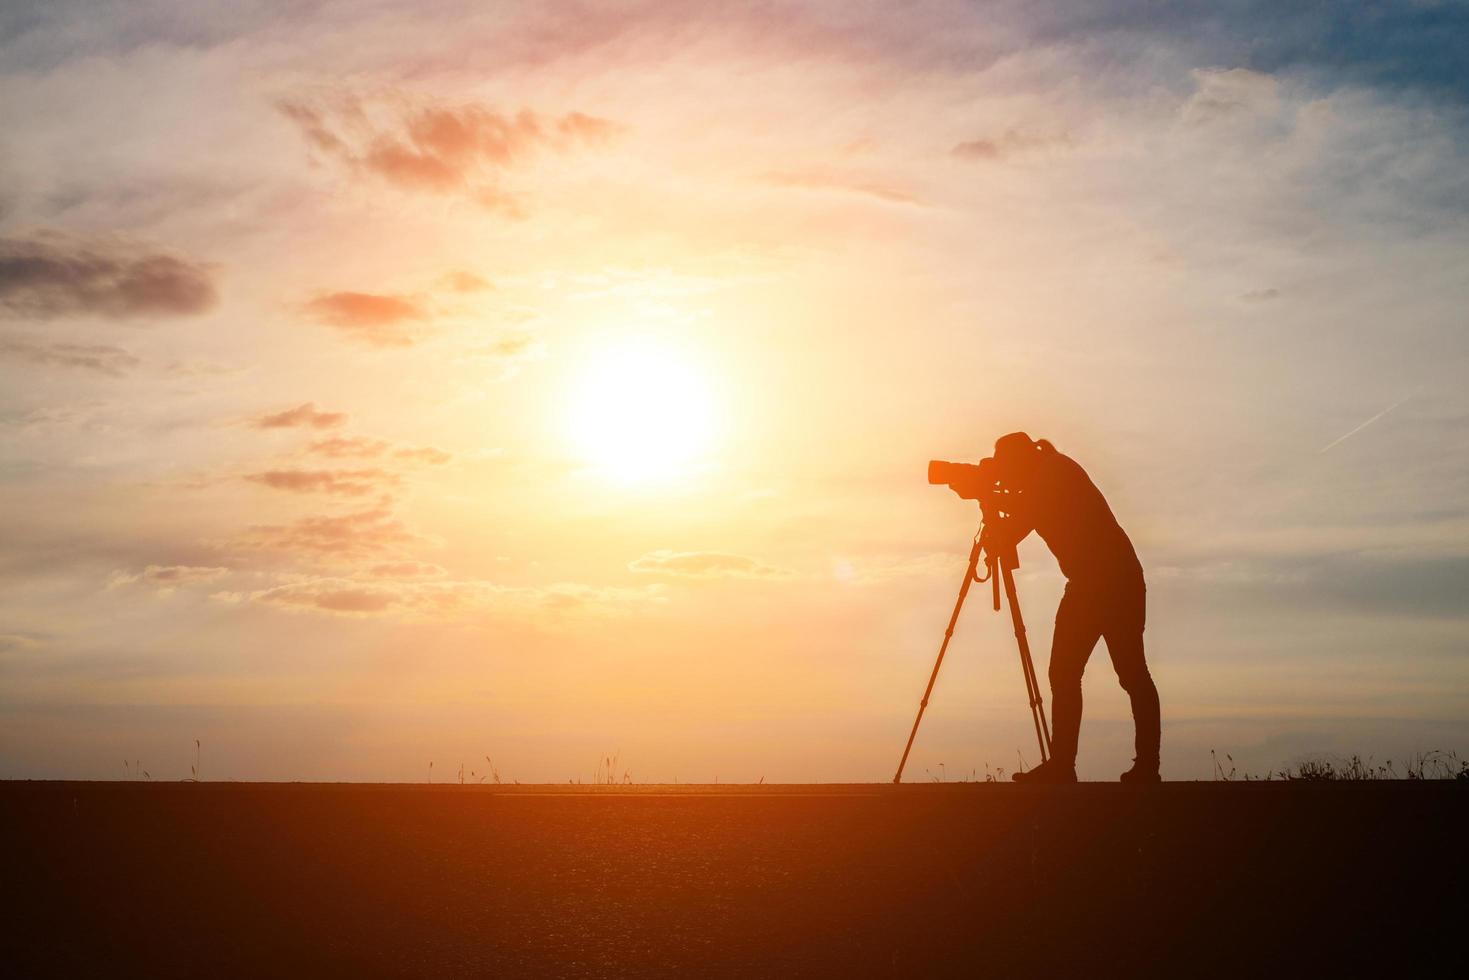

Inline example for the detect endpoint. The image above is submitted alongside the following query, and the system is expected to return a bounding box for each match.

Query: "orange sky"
[2,2,1467,781]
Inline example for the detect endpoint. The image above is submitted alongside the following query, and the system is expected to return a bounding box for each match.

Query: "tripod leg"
[1001,564,1052,762]
[894,542,981,783]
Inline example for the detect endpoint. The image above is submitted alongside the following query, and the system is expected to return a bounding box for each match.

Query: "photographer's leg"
[1104,625,1160,778]
[1048,590,1101,769]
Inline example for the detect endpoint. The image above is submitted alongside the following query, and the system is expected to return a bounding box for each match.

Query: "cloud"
[276,94,622,213]
[162,358,241,378]
[237,503,415,558]
[0,404,101,431]
[1025,2,1469,106]
[306,436,389,458]
[442,270,491,292]
[628,550,782,579]
[244,468,396,496]
[303,291,425,348]
[760,169,921,205]
[484,335,536,357]
[251,402,347,430]
[393,446,452,465]
[1182,68,1280,124]
[242,582,398,615]
[555,111,621,144]
[1152,545,1469,622]
[220,576,660,619]
[0,232,216,320]
[952,128,1071,161]
[366,560,446,579]
[108,564,229,592]
[302,437,449,465]
[462,333,546,379]
[0,335,139,376]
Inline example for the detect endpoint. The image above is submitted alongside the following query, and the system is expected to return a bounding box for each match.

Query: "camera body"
[928,457,998,499]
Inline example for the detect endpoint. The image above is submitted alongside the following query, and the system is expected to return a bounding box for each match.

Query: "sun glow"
[567,340,719,485]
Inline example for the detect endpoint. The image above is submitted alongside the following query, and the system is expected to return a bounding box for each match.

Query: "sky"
[2,0,1467,783]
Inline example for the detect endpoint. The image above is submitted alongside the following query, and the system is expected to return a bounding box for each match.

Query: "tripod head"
[976,497,1021,577]
[974,522,1016,612]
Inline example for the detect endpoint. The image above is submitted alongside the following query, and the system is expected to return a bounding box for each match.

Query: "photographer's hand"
[986,511,1034,549]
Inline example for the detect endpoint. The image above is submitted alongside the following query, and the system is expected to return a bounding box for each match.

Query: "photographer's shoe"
[1011,759,1077,784]
[1119,759,1161,784]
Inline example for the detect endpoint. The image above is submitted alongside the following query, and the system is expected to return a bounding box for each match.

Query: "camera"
[927,457,997,499]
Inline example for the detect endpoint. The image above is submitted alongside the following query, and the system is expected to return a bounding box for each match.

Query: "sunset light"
[566,340,719,485]
[3,0,1463,793]
[3,1,1466,974]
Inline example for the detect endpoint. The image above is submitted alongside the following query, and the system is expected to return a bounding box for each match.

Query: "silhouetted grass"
[924,762,1005,782]
[594,752,631,784]
[1212,748,1468,781]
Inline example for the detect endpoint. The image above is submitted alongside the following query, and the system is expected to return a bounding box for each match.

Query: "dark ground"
[3,781,1464,978]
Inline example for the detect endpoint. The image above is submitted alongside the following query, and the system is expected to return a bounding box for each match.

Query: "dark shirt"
[994,451,1142,586]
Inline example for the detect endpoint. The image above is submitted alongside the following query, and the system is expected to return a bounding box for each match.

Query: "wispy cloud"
[217,575,661,619]
[0,233,216,320]
[236,503,416,559]
[251,402,347,430]
[244,468,397,496]
[301,437,450,465]
[277,94,622,214]
[366,560,446,579]
[952,128,1071,161]
[393,446,452,465]
[441,270,491,292]
[303,291,425,348]
[108,564,229,593]
[306,436,389,458]
[0,335,139,376]
[1181,68,1280,125]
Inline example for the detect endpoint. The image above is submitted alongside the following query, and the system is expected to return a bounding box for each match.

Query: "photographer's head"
[992,431,1054,487]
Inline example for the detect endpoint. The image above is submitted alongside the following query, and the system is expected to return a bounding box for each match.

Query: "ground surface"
[4,781,1464,977]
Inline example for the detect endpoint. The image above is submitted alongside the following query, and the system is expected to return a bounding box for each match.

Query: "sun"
[566,340,719,485]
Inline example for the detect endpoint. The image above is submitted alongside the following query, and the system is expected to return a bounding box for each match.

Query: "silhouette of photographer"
[949,433,1161,783]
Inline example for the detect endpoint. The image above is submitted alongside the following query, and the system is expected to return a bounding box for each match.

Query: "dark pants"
[1048,576,1160,768]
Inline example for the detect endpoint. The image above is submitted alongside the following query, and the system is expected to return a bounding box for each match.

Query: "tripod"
[893,520,1053,783]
